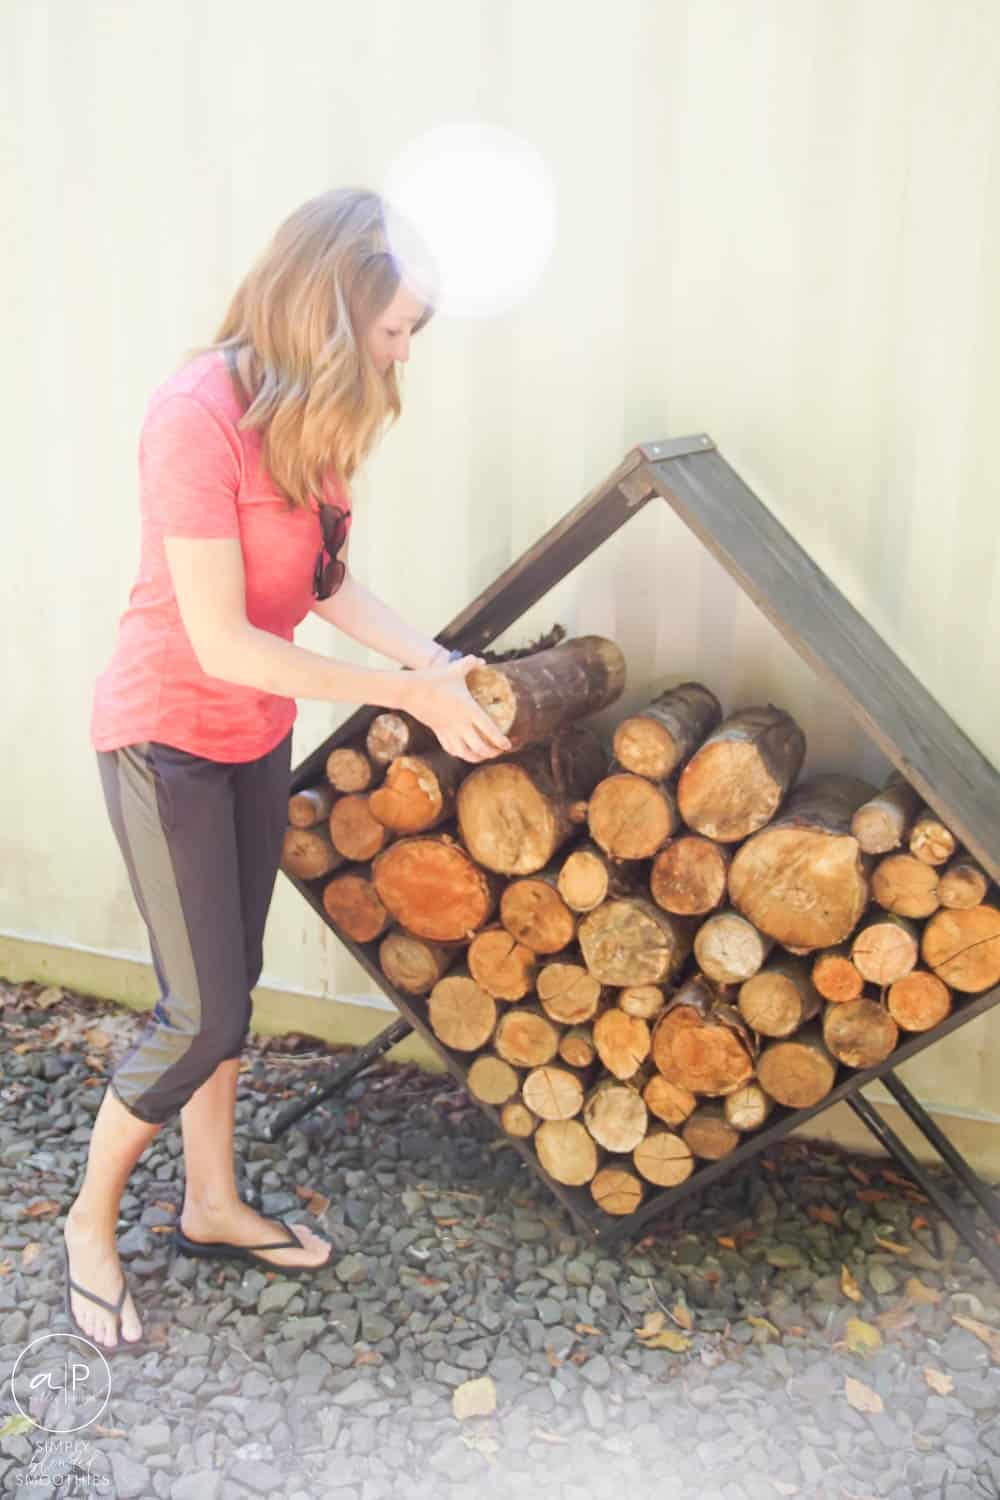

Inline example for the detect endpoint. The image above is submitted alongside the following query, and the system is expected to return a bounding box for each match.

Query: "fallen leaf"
[856,1188,890,1203]
[845,1317,883,1357]
[844,1375,883,1413]
[881,1168,917,1191]
[574,1323,602,1336]
[640,1330,690,1352]
[0,1260,12,1276]
[434,1217,462,1228]
[84,1026,113,1051]
[636,1310,666,1338]
[747,1314,780,1338]
[806,1204,839,1225]
[35,986,66,1009]
[670,1302,694,1331]
[353,1349,381,1366]
[152,1200,176,1214]
[905,1277,942,1306]
[923,1367,954,1395]
[785,1326,807,1337]
[840,1264,863,1302]
[874,1237,912,1257]
[952,1314,1000,1362]
[717,1235,737,1249]
[453,1375,496,1420]
[847,1164,871,1185]
[150,1225,174,1235]
[24,1199,60,1218]
[294,1185,331,1217]
[874,1305,916,1335]
[92,1423,128,1438]
[545,1346,563,1369]
[0,1414,35,1439]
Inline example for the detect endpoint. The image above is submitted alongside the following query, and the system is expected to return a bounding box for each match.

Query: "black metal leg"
[262,1017,414,1141]
[880,1072,1000,1230]
[845,1090,1000,1284]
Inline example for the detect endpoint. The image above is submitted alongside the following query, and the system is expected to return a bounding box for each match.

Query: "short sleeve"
[139,393,242,538]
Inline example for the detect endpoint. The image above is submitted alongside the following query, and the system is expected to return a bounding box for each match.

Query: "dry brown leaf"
[636,1310,665,1338]
[574,1323,602,1336]
[294,1184,331,1217]
[717,1235,736,1249]
[874,1304,916,1335]
[670,1302,694,1331]
[353,1349,381,1366]
[452,1376,496,1420]
[92,1423,128,1438]
[152,1200,176,1214]
[35,987,66,1009]
[639,1329,690,1352]
[545,1346,563,1369]
[845,1317,883,1356]
[881,1168,917,1191]
[874,1237,912,1257]
[747,1314,780,1338]
[24,1200,60,1218]
[923,1366,954,1395]
[0,1260,11,1277]
[844,1375,883,1413]
[952,1314,1000,1362]
[84,1026,113,1051]
[905,1277,942,1306]
[840,1263,863,1302]
[806,1204,839,1226]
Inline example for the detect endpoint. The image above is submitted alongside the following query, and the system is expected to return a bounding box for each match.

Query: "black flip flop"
[61,1239,153,1357]
[172,1215,335,1274]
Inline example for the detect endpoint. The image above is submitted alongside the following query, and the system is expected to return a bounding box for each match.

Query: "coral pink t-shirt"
[90,350,351,762]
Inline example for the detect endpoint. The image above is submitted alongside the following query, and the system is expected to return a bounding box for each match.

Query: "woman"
[64,188,511,1353]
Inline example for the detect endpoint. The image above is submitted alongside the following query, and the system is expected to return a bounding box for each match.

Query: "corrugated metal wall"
[4,0,999,1121]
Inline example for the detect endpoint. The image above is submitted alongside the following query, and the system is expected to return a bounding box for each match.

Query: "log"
[466,635,626,748]
[676,705,806,842]
[724,1082,774,1131]
[737,955,822,1037]
[850,912,920,987]
[366,711,435,765]
[500,1099,539,1137]
[922,905,1000,993]
[493,1004,562,1068]
[649,835,730,916]
[372,833,500,941]
[427,973,498,1051]
[522,1063,590,1121]
[367,750,464,834]
[682,1102,741,1160]
[557,841,638,913]
[500,872,577,954]
[618,984,666,1021]
[586,772,678,860]
[582,1076,649,1152]
[592,1008,651,1080]
[811,944,864,1004]
[850,771,922,854]
[612,681,722,780]
[279,824,344,881]
[466,1054,521,1105]
[536,962,604,1024]
[533,1118,599,1184]
[693,908,774,985]
[378,929,458,996]
[822,997,899,1068]
[938,854,990,911]
[756,1024,838,1108]
[457,728,608,876]
[558,1025,598,1068]
[886,971,953,1032]
[728,774,874,951]
[466,926,537,1001]
[590,1165,645,1215]
[632,1127,695,1187]
[321,869,390,944]
[909,807,958,867]
[288,783,336,828]
[328,793,391,862]
[578,898,693,986]
[325,746,378,793]
[871,853,940,918]
[650,977,757,1096]
[642,1074,698,1127]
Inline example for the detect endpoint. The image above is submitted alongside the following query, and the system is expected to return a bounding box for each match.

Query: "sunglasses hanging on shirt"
[313,502,351,601]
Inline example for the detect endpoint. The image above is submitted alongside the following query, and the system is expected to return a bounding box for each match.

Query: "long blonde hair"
[189,188,435,510]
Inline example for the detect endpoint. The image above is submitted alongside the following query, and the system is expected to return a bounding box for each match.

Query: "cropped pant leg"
[95,734,292,1125]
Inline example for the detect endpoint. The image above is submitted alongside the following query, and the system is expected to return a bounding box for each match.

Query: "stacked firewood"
[281,637,1000,1218]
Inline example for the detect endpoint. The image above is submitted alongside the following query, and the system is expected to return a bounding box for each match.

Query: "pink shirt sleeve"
[139,392,242,537]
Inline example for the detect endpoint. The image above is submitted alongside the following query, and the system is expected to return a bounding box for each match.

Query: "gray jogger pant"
[96,734,292,1124]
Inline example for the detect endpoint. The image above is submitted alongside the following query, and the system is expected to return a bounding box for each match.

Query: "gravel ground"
[2,979,1000,1500]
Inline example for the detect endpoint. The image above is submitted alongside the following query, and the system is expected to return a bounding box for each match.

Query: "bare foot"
[179,1199,334,1269]
[63,1206,144,1349]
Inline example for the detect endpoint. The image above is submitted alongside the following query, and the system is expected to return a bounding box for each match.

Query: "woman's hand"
[400,655,512,763]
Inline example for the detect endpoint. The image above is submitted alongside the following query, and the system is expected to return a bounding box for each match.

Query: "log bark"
[533,1118,599,1184]
[676,705,806,842]
[427,973,498,1051]
[737,955,821,1037]
[592,1008,651,1080]
[850,771,922,854]
[366,711,435,765]
[682,1103,741,1160]
[850,912,920,987]
[457,728,608,876]
[367,750,465,834]
[724,1081,774,1131]
[632,1127,695,1187]
[586,772,678,860]
[328,793,391,862]
[582,1076,649,1152]
[909,807,958,867]
[280,824,344,881]
[578,898,693,986]
[321,869,389,944]
[756,1024,838,1108]
[325,747,378,793]
[693,908,774,985]
[642,1074,698,1127]
[466,635,626,748]
[493,1004,562,1068]
[650,977,757,1096]
[536,962,604,1024]
[378,929,458,996]
[500,871,577,954]
[922,905,1000,993]
[612,681,723,781]
[522,1063,590,1121]
[500,1099,539,1137]
[886,971,953,1032]
[557,841,638,913]
[871,853,940,918]
[728,774,874,951]
[372,833,501,941]
[822,997,899,1068]
[811,944,864,1004]
[590,1165,645,1215]
[938,854,990,911]
[288,783,336,828]
[466,1054,521,1105]
[558,1025,598,1068]
[618,984,667,1021]
[466,926,537,1001]
[649,835,730,916]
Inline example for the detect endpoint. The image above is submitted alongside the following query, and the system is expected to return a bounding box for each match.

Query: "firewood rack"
[266,435,1000,1275]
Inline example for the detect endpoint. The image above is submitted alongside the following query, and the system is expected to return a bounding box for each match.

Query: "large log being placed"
[378,929,458,995]
[372,833,500,941]
[871,853,940,918]
[676,706,806,842]
[558,842,638,913]
[850,913,919,987]
[612,681,722,780]
[329,793,391,862]
[322,870,390,944]
[822,997,899,1068]
[693,908,773,985]
[737,955,821,1037]
[288,783,336,828]
[467,926,537,1001]
[650,977,757,1096]
[649,835,730,916]
[850,771,922,854]
[280,824,344,881]
[756,1024,837,1108]
[587,772,677,860]
[632,1127,695,1187]
[922,905,1000,993]
[500,872,577,954]
[728,774,874,951]
[466,635,626,749]
[578,898,693,986]
[367,750,464,834]
[428,973,497,1051]
[457,728,608,876]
